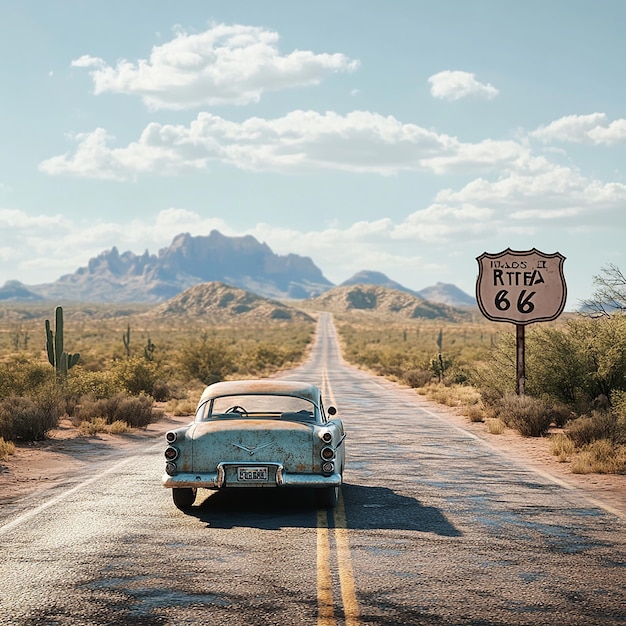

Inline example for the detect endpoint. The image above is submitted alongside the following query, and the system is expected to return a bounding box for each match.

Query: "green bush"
[565,411,621,447]
[403,369,433,388]
[176,336,235,385]
[66,367,118,400]
[74,392,158,429]
[110,356,162,396]
[151,380,171,402]
[0,361,55,398]
[491,393,553,437]
[0,395,60,441]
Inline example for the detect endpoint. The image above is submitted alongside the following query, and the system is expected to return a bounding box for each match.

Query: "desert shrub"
[610,390,626,429]
[403,368,433,388]
[151,380,171,402]
[420,382,481,409]
[565,411,620,447]
[485,418,506,435]
[550,433,576,462]
[466,403,485,423]
[571,440,626,474]
[491,393,552,437]
[0,395,60,441]
[529,316,626,406]
[247,343,284,371]
[474,316,626,412]
[165,398,197,416]
[66,368,118,400]
[176,337,235,385]
[546,401,574,428]
[0,437,15,460]
[110,356,162,396]
[74,392,157,429]
[108,420,131,434]
[79,417,108,435]
[0,361,55,398]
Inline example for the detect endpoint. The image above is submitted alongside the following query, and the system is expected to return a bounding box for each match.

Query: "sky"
[1,0,625,309]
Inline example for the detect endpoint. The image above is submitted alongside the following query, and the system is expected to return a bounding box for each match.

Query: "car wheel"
[316,485,339,509]
[172,487,197,510]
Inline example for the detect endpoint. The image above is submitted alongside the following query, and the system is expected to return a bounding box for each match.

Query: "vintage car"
[162,379,345,510]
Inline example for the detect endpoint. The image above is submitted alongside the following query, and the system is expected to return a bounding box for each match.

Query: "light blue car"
[163,379,345,510]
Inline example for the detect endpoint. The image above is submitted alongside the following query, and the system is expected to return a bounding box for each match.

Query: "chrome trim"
[164,446,179,461]
[231,442,272,456]
[320,446,335,461]
[162,468,341,489]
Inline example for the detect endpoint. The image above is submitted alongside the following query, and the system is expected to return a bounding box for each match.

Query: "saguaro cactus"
[144,336,155,361]
[45,306,80,378]
[122,324,131,357]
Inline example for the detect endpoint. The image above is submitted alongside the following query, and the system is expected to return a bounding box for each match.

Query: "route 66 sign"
[476,249,567,324]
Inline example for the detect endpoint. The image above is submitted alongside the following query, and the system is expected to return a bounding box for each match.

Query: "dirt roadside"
[0,403,624,519]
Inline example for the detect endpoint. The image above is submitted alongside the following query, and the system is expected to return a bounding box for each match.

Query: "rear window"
[196,394,316,421]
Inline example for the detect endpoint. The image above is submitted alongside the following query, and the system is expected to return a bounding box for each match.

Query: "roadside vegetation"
[2,265,626,476]
[0,302,315,452]
[331,265,626,475]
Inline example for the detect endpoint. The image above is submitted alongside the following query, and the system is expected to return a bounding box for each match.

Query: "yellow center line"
[334,492,360,626]
[317,357,360,625]
[317,510,335,626]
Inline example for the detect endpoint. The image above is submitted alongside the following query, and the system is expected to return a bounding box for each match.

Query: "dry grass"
[571,440,626,474]
[165,398,197,416]
[0,436,15,461]
[550,433,576,463]
[78,417,131,435]
[465,403,485,423]
[485,418,506,435]
[418,383,481,409]
[107,420,131,434]
[490,393,553,437]
[78,417,108,435]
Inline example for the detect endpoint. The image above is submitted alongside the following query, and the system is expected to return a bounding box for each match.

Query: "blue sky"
[1,1,625,308]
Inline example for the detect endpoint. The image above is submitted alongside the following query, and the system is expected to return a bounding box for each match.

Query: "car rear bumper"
[162,462,342,489]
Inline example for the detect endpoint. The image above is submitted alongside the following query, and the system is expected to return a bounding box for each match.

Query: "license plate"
[237,467,268,482]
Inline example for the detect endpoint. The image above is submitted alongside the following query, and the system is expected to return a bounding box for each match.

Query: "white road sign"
[476,248,567,324]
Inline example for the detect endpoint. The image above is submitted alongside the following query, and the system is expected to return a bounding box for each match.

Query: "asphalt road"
[1,313,625,625]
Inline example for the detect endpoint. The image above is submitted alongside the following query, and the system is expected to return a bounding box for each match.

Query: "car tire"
[316,485,339,509]
[172,487,197,510]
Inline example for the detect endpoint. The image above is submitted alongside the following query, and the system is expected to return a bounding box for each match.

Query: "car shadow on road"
[187,483,461,536]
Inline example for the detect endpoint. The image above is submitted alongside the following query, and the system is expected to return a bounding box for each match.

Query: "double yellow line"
[317,493,359,626]
[318,365,359,625]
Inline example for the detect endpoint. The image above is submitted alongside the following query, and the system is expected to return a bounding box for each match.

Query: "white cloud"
[434,158,626,212]
[71,23,360,109]
[428,70,499,101]
[39,110,525,179]
[532,113,626,145]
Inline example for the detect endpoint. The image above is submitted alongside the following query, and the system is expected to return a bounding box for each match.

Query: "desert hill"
[341,271,476,308]
[308,284,473,321]
[148,282,314,324]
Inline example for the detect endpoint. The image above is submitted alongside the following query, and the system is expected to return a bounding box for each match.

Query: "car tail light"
[165,462,177,476]
[322,461,334,473]
[164,446,179,461]
[320,431,332,444]
[166,431,177,443]
[320,446,335,461]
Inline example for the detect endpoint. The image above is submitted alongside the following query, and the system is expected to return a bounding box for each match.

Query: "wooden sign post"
[476,248,567,395]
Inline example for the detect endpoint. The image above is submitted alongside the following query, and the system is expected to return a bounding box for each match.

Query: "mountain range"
[0,230,477,307]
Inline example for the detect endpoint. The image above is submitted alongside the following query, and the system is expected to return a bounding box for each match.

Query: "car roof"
[198,379,321,404]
